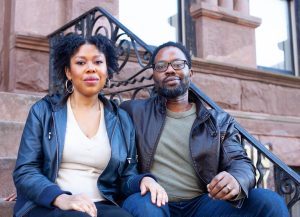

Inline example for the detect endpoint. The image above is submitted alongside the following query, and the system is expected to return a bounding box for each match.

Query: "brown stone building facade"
[0,0,300,214]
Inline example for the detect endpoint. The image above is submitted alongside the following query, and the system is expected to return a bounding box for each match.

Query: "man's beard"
[155,76,190,99]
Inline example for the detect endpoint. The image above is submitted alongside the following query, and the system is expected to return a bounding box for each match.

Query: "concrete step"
[0,199,14,217]
[0,121,24,157]
[0,91,41,122]
[0,158,16,199]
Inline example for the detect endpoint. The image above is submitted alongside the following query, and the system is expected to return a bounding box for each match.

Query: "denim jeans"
[122,188,289,217]
[26,201,133,217]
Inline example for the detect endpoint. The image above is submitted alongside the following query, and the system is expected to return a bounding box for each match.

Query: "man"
[120,41,289,217]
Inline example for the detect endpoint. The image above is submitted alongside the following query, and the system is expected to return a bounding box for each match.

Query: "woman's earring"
[106,79,111,88]
[65,79,74,93]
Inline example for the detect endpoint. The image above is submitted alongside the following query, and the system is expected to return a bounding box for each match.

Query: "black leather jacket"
[13,94,144,217]
[120,84,256,207]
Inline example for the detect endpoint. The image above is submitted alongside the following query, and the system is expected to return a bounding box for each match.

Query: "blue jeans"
[122,188,289,217]
[26,201,133,217]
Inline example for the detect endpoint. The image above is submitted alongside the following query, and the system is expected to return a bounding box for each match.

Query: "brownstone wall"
[0,0,4,89]
[0,0,119,93]
[191,59,300,166]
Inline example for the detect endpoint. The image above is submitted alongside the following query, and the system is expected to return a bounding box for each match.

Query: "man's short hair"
[150,41,192,69]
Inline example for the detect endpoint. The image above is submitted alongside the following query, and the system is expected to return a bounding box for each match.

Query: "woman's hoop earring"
[106,79,111,88]
[65,79,74,93]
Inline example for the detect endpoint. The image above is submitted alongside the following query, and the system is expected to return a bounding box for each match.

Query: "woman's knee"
[122,193,169,217]
[57,210,91,217]
[27,207,91,217]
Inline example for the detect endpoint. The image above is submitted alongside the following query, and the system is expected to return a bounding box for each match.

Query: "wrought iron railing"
[48,7,300,212]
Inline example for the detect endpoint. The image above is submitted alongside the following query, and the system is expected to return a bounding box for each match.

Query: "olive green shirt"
[151,104,205,202]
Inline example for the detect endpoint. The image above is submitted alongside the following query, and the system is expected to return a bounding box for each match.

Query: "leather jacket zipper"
[52,112,59,182]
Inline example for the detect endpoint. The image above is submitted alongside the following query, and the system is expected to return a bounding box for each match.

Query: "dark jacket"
[120,84,256,208]
[13,94,145,217]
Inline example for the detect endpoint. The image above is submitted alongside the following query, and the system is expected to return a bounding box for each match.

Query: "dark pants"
[26,201,133,217]
[122,188,290,217]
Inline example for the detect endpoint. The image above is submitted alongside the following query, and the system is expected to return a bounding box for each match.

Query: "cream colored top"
[56,99,111,202]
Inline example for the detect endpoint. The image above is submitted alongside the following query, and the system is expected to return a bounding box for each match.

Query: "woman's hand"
[4,193,17,201]
[207,171,240,200]
[140,176,168,207]
[53,193,97,217]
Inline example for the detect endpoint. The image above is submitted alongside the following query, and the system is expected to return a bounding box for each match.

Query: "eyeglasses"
[153,60,188,72]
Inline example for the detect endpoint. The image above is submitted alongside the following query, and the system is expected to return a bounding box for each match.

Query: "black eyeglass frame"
[152,60,188,72]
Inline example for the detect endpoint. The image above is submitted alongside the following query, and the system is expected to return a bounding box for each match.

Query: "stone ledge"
[236,117,300,138]
[192,57,300,89]
[225,110,300,138]
[227,109,300,124]
[15,34,48,52]
[190,2,261,28]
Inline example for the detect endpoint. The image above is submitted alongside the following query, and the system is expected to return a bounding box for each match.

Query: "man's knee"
[249,188,284,206]
[122,193,169,217]
[247,188,289,216]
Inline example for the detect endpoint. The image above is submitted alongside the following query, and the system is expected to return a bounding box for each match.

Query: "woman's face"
[66,43,108,97]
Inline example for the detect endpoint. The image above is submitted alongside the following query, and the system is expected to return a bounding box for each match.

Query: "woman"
[13,34,167,217]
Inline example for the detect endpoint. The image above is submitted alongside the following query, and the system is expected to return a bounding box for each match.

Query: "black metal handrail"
[48,6,300,212]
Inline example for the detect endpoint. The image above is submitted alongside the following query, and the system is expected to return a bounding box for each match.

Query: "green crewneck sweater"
[151,103,205,202]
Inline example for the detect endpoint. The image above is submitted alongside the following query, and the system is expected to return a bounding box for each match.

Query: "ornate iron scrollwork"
[48,7,153,95]
[275,166,300,209]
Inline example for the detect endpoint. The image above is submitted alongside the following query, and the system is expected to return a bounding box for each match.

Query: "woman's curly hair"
[51,33,119,88]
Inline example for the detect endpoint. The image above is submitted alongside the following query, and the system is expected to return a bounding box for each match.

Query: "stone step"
[0,158,16,199]
[0,199,14,217]
[0,121,24,157]
[0,91,41,122]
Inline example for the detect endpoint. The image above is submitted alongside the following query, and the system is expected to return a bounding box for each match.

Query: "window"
[250,0,298,76]
[119,0,180,46]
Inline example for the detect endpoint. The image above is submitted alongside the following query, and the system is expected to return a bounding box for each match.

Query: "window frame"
[252,0,297,76]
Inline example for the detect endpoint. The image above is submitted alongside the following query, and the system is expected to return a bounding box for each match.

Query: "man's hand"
[4,193,17,201]
[53,193,97,217]
[140,176,168,207]
[207,171,240,200]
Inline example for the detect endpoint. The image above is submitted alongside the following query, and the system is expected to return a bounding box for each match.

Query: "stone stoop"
[0,158,16,217]
[0,91,41,157]
[0,121,24,157]
[0,91,41,122]
[0,199,14,217]
[0,92,41,217]
[0,158,16,199]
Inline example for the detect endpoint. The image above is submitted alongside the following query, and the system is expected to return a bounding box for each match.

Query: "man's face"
[152,46,192,99]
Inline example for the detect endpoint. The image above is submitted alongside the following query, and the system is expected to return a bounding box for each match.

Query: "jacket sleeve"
[219,115,256,207]
[117,109,155,197]
[13,102,68,208]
